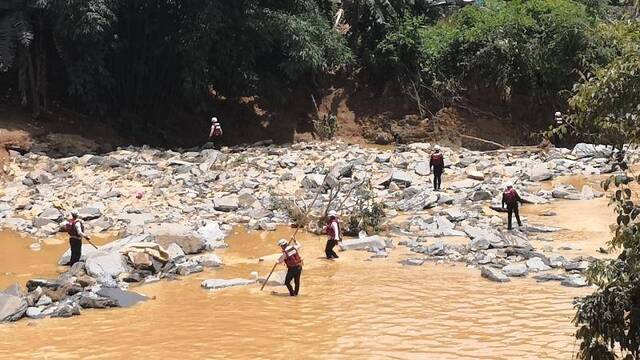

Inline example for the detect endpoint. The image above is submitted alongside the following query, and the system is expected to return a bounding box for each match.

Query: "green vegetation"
[0,0,638,144]
[548,19,640,359]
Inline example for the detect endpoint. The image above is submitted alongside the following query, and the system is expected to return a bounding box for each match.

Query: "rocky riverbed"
[0,141,630,323]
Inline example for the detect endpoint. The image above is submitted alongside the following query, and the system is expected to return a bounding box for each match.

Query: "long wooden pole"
[260,173,329,291]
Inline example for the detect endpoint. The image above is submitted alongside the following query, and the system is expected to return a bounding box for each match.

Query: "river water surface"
[0,195,613,359]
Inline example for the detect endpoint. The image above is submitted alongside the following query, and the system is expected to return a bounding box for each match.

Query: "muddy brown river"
[0,194,614,359]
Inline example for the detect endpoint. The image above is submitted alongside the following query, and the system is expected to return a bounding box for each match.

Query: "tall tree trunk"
[37,14,47,111]
[26,47,40,118]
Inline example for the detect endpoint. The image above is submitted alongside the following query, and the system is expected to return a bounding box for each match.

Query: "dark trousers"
[285,266,302,296]
[507,205,522,230]
[433,171,442,190]
[325,239,339,259]
[69,238,82,265]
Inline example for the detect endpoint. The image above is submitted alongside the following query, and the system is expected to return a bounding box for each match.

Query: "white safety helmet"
[505,182,514,188]
[434,145,441,151]
[277,239,288,247]
[328,210,338,218]
[70,209,79,217]
[211,116,218,123]
[554,111,561,117]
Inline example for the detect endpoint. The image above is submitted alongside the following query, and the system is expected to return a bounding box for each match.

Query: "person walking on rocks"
[502,183,523,230]
[208,116,223,148]
[324,210,342,259]
[276,238,303,296]
[430,145,445,191]
[62,210,91,266]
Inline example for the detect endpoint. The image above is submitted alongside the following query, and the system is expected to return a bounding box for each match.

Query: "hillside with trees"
[0,0,638,149]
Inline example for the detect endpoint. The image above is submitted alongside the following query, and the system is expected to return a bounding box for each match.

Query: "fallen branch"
[459,134,506,149]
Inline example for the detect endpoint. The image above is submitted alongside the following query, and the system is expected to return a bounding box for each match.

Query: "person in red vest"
[61,210,91,266]
[276,238,303,296]
[208,116,223,149]
[324,210,342,259]
[430,145,445,191]
[502,183,523,230]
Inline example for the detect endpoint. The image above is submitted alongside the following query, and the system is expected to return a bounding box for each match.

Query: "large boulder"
[502,263,528,277]
[78,207,102,220]
[155,236,206,255]
[0,285,28,322]
[341,235,386,251]
[146,223,192,237]
[195,221,227,248]
[201,278,255,290]
[571,143,613,159]
[463,225,503,248]
[469,237,491,251]
[213,196,239,212]
[481,266,510,283]
[390,170,413,187]
[414,162,431,176]
[561,274,588,287]
[329,161,353,179]
[471,190,492,202]
[38,207,63,222]
[96,288,148,307]
[527,164,553,182]
[301,174,326,189]
[192,253,224,268]
[85,252,128,285]
[526,257,551,272]
[448,179,481,190]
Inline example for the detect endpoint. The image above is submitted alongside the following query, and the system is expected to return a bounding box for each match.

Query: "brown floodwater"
[0,221,595,360]
[0,231,116,290]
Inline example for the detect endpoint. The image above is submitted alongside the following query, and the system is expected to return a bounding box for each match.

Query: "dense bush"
[376,0,601,114]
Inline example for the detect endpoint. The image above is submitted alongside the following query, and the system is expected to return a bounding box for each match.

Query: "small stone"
[526,257,551,272]
[561,274,588,287]
[502,263,528,277]
[481,266,510,283]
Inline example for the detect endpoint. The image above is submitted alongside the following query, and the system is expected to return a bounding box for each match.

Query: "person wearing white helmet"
[276,238,303,296]
[208,116,223,149]
[61,210,91,266]
[430,145,445,191]
[502,182,523,230]
[324,210,342,259]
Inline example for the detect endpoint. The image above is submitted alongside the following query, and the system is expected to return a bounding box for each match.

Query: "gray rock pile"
[0,141,629,323]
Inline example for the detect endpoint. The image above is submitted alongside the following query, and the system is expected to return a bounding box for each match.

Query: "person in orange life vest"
[502,183,523,230]
[324,210,342,259]
[61,210,91,266]
[276,238,303,296]
[430,145,445,191]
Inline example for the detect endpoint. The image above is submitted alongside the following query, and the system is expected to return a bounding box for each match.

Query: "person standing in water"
[62,210,91,266]
[276,238,303,296]
[430,145,445,191]
[324,210,341,259]
[502,183,523,230]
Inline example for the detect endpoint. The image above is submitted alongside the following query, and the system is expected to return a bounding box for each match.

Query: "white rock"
[526,257,551,272]
[201,278,255,290]
[481,266,510,283]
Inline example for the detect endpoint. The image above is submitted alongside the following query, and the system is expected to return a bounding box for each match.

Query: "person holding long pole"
[324,210,342,259]
[274,239,303,296]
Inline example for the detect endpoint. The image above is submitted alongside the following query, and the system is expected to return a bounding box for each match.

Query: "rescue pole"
[85,238,99,250]
[260,173,329,291]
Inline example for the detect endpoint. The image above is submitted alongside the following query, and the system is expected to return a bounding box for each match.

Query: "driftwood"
[459,134,506,149]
